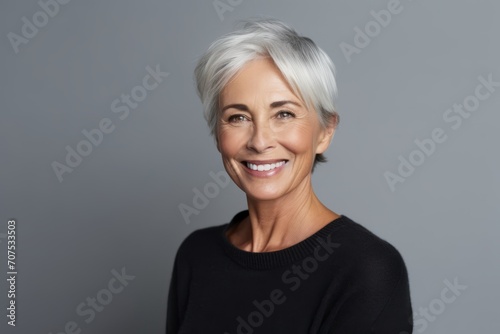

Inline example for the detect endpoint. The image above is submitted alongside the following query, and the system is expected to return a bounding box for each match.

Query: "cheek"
[277,122,317,154]
[217,127,248,157]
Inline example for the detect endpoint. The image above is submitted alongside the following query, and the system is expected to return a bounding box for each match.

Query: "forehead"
[220,58,299,103]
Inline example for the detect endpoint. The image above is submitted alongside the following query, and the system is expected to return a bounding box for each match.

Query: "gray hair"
[194,18,340,168]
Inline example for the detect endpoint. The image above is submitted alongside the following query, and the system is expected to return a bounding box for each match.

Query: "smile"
[246,161,286,171]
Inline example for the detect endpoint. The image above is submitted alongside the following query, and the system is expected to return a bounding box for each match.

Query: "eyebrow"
[221,100,302,113]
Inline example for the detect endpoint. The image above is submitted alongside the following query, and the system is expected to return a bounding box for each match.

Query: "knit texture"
[166,211,413,333]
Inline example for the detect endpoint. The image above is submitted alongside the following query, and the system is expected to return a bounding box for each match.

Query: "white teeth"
[246,161,286,171]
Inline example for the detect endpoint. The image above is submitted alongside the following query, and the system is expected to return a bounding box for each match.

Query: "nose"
[247,119,275,153]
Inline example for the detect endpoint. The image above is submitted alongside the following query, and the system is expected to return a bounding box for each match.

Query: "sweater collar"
[220,210,349,270]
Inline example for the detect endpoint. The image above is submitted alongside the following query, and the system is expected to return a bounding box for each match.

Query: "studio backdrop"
[1,0,499,333]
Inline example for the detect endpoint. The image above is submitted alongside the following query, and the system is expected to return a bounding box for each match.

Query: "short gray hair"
[194,18,340,169]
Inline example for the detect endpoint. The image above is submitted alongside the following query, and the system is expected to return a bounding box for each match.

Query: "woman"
[167,18,413,333]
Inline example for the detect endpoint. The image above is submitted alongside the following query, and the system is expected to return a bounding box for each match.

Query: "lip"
[241,159,288,177]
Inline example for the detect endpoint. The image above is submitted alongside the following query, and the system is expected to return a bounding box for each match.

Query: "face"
[217,57,335,201]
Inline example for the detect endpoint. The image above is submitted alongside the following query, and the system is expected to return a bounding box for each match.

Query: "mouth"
[241,160,289,174]
[245,160,286,171]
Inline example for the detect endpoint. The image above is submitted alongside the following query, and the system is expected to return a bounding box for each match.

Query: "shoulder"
[323,216,413,331]
[173,215,239,270]
[336,215,409,285]
[175,223,226,257]
[173,211,247,265]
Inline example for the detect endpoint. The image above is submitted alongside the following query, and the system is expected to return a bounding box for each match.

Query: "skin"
[218,57,340,253]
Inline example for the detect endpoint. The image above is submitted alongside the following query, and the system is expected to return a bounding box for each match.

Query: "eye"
[227,114,249,123]
[276,110,295,119]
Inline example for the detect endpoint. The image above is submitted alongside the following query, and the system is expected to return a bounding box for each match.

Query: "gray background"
[1,0,499,333]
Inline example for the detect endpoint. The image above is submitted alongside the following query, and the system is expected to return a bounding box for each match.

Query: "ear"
[315,113,337,155]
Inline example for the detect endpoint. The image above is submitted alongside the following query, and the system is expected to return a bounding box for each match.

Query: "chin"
[240,184,288,202]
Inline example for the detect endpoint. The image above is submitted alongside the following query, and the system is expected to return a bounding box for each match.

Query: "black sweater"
[166,211,413,333]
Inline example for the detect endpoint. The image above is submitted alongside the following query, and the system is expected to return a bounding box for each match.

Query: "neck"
[238,177,338,252]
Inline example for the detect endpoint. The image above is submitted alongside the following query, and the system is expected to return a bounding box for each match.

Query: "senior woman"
[167,19,413,333]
